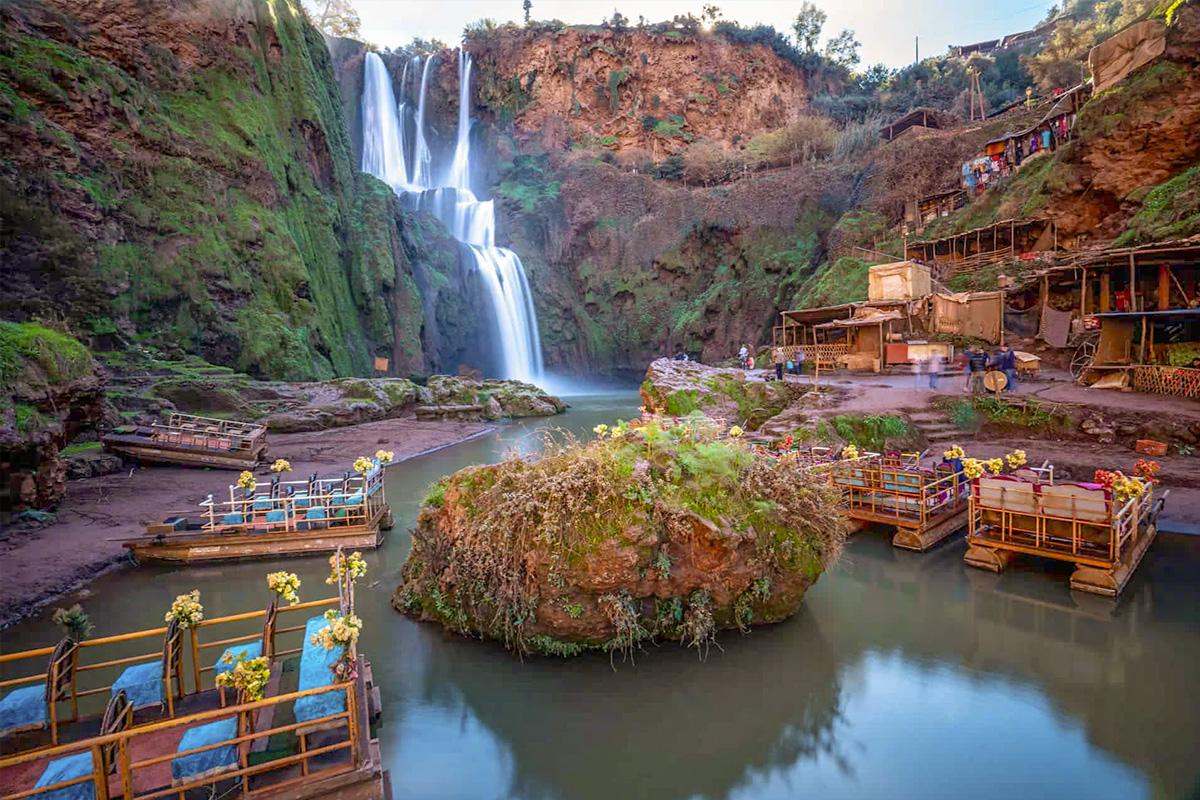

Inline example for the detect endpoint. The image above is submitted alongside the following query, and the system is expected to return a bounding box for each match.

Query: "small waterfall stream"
[360,50,544,385]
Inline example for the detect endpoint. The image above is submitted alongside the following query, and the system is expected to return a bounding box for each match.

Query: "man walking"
[738,344,749,370]
[773,346,785,382]
[964,345,988,394]
[992,344,1018,393]
[928,352,943,390]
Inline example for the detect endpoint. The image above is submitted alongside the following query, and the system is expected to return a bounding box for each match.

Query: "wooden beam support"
[1100,270,1111,313]
[1129,252,1136,310]
[1081,268,1088,316]
[1158,264,1170,311]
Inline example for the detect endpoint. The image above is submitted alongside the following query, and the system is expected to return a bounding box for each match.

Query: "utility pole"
[915,36,919,64]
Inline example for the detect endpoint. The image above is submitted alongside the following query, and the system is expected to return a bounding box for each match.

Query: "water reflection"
[3,393,1200,799]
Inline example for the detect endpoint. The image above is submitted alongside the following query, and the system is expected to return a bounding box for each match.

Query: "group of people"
[911,344,1019,394]
[737,344,804,381]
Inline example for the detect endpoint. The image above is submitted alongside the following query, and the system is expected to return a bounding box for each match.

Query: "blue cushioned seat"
[264,510,286,523]
[111,662,161,710]
[213,642,262,677]
[305,508,327,521]
[0,685,46,734]
[252,499,272,512]
[222,514,244,525]
[294,616,346,725]
[33,751,94,800]
[171,717,238,783]
[293,494,310,509]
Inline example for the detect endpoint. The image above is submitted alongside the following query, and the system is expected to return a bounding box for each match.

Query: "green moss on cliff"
[1115,164,1200,245]
[0,0,423,380]
[0,322,93,387]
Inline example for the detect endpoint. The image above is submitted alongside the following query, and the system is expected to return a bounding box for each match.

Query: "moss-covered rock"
[640,358,787,430]
[393,417,845,657]
[1,323,105,510]
[421,375,567,420]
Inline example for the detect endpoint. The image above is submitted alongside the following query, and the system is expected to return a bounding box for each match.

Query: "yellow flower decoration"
[961,458,984,479]
[165,590,203,629]
[842,444,859,460]
[987,458,1004,475]
[729,426,744,438]
[237,471,256,490]
[943,445,965,461]
[215,653,270,701]
[353,456,372,474]
[270,459,291,473]
[266,572,301,605]
[1005,449,1027,469]
[375,450,394,464]
[326,551,367,586]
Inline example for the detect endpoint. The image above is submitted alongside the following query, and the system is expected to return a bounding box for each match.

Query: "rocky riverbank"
[0,415,497,628]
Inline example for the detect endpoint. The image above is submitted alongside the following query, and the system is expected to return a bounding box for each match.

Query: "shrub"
[744,116,836,169]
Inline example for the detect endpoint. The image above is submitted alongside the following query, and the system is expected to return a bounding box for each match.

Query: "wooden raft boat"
[826,451,977,551]
[102,413,268,469]
[0,592,388,800]
[123,461,391,564]
[964,472,1164,597]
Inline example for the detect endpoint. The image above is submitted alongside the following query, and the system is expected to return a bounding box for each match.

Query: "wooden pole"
[1100,270,1111,312]
[1158,264,1170,311]
[1081,268,1088,317]
[999,291,1005,345]
[1139,315,1148,363]
[1129,252,1136,311]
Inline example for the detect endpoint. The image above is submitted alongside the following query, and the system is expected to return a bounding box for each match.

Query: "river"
[3,391,1199,799]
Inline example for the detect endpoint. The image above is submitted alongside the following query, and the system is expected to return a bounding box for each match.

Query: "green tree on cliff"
[792,2,826,53]
[523,0,532,24]
[304,0,361,38]
[823,28,860,68]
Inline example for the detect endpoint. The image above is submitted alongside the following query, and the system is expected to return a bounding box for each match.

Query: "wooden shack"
[1082,310,1200,398]
[868,262,931,302]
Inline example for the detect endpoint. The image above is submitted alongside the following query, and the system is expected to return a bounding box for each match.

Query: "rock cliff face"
[394,420,845,657]
[465,24,810,156]
[0,0,476,381]
[1,323,106,511]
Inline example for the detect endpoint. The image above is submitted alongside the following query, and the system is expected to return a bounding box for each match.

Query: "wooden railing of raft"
[147,414,265,453]
[968,477,1153,568]
[149,470,386,537]
[828,458,969,529]
[0,682,361,800]
[0,599,341,730]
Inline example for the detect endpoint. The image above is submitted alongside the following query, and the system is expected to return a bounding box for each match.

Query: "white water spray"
[360,50,544,384]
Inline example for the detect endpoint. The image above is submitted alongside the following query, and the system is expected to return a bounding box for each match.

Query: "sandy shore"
[0,417,495,627]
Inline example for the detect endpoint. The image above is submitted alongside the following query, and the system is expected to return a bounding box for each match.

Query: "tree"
[523,0,532,24]
[855,62,893,93]
[701,4,722,27]
[823,28,860,68]
[608,9,628,32]
[792,2,826,54]
[304,0,361,38]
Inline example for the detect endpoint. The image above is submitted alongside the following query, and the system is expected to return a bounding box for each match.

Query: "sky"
[353,0,1057,69]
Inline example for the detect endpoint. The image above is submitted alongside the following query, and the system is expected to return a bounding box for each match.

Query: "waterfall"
[360,51,544,385]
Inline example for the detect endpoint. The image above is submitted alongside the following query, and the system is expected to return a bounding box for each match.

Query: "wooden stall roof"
[814,311,904,329]
[1013,240,1200,286]
[780,303,859,324]
[1091,309,1200,319]
[908,217,1051,250]
[879,108,944,142]
[984,83,1089,146]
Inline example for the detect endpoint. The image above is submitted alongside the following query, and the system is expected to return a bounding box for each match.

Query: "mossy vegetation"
[1115,164,1200,245]
[943,396,1075,433]
[0,322,94,388]
[396,417,845,657]
[0,1,422,381]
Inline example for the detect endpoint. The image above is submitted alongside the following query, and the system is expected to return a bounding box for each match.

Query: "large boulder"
[640,358,787,429]
[393,417,846,658]
[265,378,431,432]
[1,323,105,511]
[422,375,567,420]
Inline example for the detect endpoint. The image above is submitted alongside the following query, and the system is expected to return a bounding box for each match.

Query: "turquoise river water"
[2,391,1199,799]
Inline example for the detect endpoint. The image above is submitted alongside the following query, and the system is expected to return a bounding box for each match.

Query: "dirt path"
[0,417,494,628]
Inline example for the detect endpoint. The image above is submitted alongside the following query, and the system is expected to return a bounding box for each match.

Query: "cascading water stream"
[360,50,544,385]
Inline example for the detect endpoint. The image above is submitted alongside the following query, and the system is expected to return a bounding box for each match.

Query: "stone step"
[915,422,959,432]
[924,429,963,440]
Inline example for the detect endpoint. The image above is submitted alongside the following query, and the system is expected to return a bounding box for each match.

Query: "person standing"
[738,344,749,370]
[965,346,988,393]
[993,344,1018,393]
[773,346,785,382]
[928,352,943,391]
[911,356,924,389]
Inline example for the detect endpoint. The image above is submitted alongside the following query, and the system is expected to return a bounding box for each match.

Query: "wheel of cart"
[1069,332,1100,383]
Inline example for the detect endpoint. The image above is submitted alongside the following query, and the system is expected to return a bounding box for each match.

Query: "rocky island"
[394,416,846,658]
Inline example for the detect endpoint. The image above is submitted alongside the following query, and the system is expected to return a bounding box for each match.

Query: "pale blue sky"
[354,0,1056,68]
